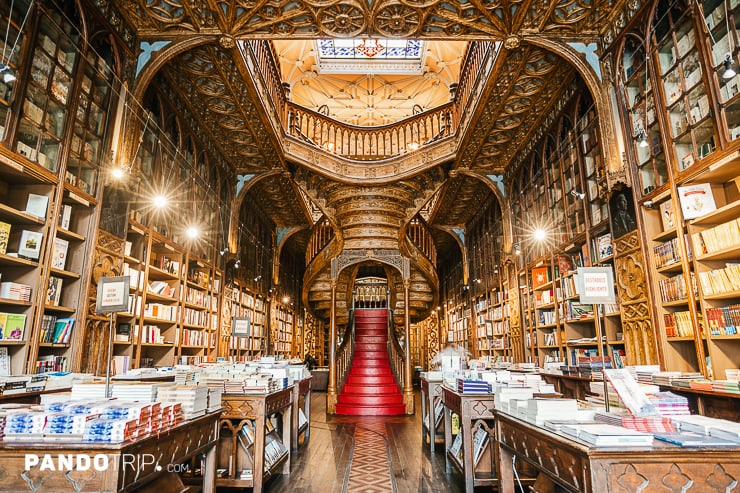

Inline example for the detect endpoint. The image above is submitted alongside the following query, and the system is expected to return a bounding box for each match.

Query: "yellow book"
[0,221,9,255]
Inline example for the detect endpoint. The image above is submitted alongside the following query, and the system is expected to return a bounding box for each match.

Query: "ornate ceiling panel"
[116,0,614,39]
[432,174,494,226]
[161,43,279,173]
[245,173,310,228]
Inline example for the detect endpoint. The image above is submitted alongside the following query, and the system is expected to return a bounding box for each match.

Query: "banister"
[335,310,355,393]
[386,309,406,395]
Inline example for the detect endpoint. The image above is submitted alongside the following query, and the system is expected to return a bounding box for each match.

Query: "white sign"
[232,317,251,337]
[575,267,616,304]
[96,276,130,313]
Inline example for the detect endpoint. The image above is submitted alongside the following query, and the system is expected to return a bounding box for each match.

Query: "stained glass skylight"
[316,39,425,74]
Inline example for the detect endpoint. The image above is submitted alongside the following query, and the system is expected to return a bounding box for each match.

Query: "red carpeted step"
[334,403,408,416]
[351,359,390,368]
[354,343,387,352]
[337,393,404,406]
[345,374,396,385]
[341,383,399,394]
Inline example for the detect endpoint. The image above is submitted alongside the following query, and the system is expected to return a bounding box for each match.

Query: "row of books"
[698,264,740,296]
[659,272,697,303]
[39,315,74,344]
[706,305,740,336]
[34,355,69,373]
[691,217,740,256]
[653,236,689,269]
[664,311,702,338]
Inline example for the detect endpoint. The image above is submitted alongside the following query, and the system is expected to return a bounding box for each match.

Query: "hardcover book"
[4,313,26,340]
[46,276,63,306]
[25,193,49,218]
[677,183,720,220]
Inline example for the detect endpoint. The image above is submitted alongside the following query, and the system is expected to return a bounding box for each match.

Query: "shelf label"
[67,191,90,206]
[96,276,131,313]
[574,267,616,304]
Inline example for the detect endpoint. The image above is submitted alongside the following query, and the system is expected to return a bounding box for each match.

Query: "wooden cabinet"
[218,388,293,492]
[224,282,267,360]
[272,302,295,357]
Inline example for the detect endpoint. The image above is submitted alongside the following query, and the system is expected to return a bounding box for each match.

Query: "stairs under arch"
[335,309,406,416]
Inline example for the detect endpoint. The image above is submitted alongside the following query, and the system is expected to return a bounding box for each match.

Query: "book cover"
[0,221,10,255]
[115,322,131,342]
[0,312,6,340]
[557,255,574,275]
[0,346,8,376]
[677,183,719,220]
[46,276,63,306]
[58,204,72,230]
[52,317,74,344]
[51,237,69,270]
[18,230,43,260]
[531,267,551,288]
[4,313,26,340]
[596,233,613,260]
[660,199,676,230]
[25,193,49,218]
[654,432,740,447]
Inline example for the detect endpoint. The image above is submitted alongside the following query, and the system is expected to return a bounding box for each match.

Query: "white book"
[25,193,49,218]
[51,237,69,270]
[18,230,43,260]
[58,204,72,230]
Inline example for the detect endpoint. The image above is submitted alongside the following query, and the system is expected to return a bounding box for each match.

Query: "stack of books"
[561,423,654,446]
[595,410,676,433]
[456,378,490,394]
[525,398,578,426]
[157,385,209,419]
[83,417,139,443]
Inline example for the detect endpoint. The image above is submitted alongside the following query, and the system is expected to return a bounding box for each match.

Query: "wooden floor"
[262,390,473,493]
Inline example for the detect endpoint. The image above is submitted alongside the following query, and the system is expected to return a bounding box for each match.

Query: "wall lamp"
[634,127,649,148]
[723,53,737,80]
[233,259,240,268]
[254,275,262,282]
[219,248,229,256]
[570,190,586,200]
[513,243,521,255]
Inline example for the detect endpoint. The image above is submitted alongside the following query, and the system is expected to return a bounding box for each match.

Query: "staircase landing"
[335,309,406,416]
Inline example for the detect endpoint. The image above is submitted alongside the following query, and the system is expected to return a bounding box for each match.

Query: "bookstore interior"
[1,0,740,490]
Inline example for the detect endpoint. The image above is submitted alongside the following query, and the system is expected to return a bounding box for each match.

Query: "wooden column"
[327,279,338,413]
[403,278,414,413]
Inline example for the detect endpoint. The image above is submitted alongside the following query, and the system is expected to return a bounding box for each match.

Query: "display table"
[440,385,497,493]
[291,376,312,450]
[420,375,444,453]
[218,386,294,492]
[496,410,740,492]
[0,410,220,493]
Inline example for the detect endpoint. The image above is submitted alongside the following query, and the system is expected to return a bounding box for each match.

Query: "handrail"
[306,216,335,264]
[335,310,355,393]
[407,215,437,266]
[386,309,406,393]
[287,102,453,161]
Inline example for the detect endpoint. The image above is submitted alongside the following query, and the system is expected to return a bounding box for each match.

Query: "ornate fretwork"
[613,230,658,366]
[114,0,620,40]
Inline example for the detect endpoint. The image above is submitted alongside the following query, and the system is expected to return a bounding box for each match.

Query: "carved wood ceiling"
[110,0,630,233]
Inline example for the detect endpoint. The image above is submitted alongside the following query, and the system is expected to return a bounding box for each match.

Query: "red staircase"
[335,309,406,415]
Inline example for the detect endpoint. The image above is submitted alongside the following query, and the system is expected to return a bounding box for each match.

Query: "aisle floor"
[263,390,473,493]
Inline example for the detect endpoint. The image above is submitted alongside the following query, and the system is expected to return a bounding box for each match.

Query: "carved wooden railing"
[306,216,335,264]
[386,309,406,393]
[242,39,496,161]
[407,215,437,266]
[335,311,355,393]
[287,103,453,160]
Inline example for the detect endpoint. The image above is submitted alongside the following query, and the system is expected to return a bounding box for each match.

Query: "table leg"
[497,444,514,493]
[443,406,453,473]
[203,443,216,493]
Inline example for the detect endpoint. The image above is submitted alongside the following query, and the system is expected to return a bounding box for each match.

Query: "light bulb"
[533,228,547,242]
[153,194,168,208]
[186,226,199,239]
[3,70,16,84]
[111,167,125,180]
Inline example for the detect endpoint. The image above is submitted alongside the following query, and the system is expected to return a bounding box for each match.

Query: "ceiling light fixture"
[186,226,200,239]
[152,194,169,208]
[722,53,737,80]
[533,228,547,242]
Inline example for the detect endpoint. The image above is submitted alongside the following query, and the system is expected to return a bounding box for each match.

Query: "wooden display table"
[218,386,294,492]
[496,410,740,492]
[291,376,312,450]
[0,410,220,493]
[440,385,497,493]
[420,375,444,453]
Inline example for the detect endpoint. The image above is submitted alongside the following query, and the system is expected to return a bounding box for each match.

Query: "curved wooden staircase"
[335,309,406,416]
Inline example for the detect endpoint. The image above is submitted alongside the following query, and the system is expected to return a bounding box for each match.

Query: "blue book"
[654,432,740,447]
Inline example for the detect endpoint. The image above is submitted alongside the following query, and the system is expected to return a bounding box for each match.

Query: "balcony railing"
[407,215,437,266]
[243,39,496,161]
[287,103,453,161]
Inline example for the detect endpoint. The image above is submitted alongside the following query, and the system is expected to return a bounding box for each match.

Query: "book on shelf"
[46,276,63,306]
[557,255,575,276]
[115,322,131,342]
[58,204,72,230]
[18,230,43,260]
[531,267,551,288]
[677,183,720,220]
[51,237,69,270]
[51,317,74,344]
[472,426,489,466]
[24,193,49,218]
[659,199,676,230]
[0,221,10,255]
[596,233,613,260]
[3,313,26,340]
[0,347,8,376]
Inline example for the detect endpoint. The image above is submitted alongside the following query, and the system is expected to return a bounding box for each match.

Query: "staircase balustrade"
[407,215,437,266]
[306,216,335,264]
[335,311,355,393]
[386,310,406,394]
